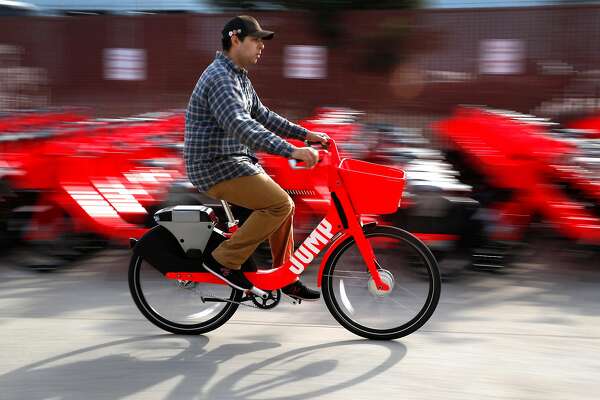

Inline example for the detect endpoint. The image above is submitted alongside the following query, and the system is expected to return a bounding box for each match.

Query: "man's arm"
[208,76,295,158]
[250,85,309,142]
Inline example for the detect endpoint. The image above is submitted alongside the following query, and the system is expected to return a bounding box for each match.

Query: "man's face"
[232,35,264,68]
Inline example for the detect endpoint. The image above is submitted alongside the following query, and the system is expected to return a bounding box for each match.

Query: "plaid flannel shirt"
[184,51,309,192]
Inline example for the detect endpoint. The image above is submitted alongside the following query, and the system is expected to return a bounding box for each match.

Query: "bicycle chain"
[201,294,263,309]
[177,281,296,309]
[200,291,297,309]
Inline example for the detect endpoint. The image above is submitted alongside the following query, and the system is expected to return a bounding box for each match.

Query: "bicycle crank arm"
[248,287,269,299]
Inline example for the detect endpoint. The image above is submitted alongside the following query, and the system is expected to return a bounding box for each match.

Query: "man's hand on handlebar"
[305,131,330,146]
[291,146,319,168]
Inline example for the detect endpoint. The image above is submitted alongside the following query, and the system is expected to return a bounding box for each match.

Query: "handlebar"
[289,138,341,170]
[304,140,329,149]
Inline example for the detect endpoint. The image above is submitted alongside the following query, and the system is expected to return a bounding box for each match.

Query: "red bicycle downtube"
[334,185,390,291]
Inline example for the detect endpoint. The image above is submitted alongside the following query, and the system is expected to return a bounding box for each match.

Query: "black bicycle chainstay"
[201,290,298,309]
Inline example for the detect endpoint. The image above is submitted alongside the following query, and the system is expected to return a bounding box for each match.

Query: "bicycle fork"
[332,191,391,292]
[351,224,390,292]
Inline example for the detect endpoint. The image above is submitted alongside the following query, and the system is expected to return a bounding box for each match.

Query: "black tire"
[128,254,241,335]
[322,225,441,340]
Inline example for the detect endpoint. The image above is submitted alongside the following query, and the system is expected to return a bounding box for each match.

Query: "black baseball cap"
[222,15,275,41]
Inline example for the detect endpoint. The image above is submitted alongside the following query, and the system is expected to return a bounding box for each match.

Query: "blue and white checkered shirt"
[184,51,309,192]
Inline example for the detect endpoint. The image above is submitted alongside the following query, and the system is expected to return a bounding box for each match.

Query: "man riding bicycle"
[184,15,329,301]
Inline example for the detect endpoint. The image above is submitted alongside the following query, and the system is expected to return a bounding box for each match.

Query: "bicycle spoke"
[322,227,440,339]
[132,257,237,329]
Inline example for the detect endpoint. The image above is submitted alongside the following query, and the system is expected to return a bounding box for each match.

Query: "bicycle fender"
[316,222,378,287]
[132,225,256,274]
[132,225,201,275]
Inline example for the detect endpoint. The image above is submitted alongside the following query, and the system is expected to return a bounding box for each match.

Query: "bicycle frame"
[165,139,391,291]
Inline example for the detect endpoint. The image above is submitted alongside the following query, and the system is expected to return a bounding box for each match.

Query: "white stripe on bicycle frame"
[289,217,334,274]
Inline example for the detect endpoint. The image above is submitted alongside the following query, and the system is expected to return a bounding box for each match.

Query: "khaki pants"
[206,173,294,270]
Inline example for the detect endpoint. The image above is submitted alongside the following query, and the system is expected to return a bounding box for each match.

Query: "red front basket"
[338,159,405,215]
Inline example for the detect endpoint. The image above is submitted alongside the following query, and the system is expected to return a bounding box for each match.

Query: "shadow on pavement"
[0,335,407,400]
[206,339,407,400]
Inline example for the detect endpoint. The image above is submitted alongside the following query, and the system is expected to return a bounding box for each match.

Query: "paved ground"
[0,243,599,400]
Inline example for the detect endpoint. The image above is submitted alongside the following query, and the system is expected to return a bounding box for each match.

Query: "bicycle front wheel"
[322,225,441,340]
[128,255,241,335]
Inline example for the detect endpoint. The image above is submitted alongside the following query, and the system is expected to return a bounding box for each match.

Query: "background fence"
[1,4,600,123]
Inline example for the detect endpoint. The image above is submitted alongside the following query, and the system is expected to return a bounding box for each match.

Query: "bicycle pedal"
[283,294,302,305]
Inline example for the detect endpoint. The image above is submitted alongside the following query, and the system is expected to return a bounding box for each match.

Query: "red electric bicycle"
[128,139,441,340]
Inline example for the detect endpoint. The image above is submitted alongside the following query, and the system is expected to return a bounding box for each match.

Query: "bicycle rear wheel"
[128,255,241,335]
[322,225,441,340]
